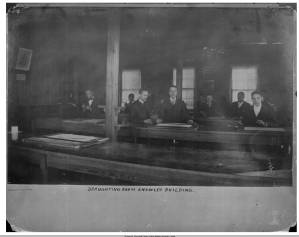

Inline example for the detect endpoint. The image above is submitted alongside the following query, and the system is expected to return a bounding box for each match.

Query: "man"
[231,91,251,119]
[124,93,135,114]
[198,95,219,118]
[158,86,193,124]
[243,91,276,127]
[130,89,152,125]
[81,89,99,118]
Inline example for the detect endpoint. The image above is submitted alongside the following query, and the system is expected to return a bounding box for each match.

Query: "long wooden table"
[32,118,106,135]
[8,140,292,186]
[31,118,291,148]
[118,125,291,147]
[137,127,290,146]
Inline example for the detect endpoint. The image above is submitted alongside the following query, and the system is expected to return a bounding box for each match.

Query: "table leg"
[40,154,48,184]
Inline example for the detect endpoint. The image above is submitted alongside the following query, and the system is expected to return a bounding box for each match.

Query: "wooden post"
[176,61,183,99]
[106,9,120,140]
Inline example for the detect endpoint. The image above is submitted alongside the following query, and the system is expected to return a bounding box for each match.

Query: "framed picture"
[15,48,32,71]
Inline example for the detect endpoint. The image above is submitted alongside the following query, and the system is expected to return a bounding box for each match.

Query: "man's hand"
[156,118,163,124]
[187,120,194,125]
[256,120,268,127]
[144,119,153,125]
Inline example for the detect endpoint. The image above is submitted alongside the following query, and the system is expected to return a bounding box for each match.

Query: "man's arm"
[156,101,165,123]
[181,101,192,123]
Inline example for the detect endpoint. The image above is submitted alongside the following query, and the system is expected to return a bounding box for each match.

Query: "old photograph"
[7,3,295,187]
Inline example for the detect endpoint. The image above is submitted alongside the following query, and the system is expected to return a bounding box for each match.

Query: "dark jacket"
[158,98,190,123]
[130,100,151,124]
[198,102,219,118]
[231,101,251,119]
[242,103,276,127]
[124,101,134,114]
[81,99,100,118]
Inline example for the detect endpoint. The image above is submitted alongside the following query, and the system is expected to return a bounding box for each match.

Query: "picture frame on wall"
[15,48,32,71]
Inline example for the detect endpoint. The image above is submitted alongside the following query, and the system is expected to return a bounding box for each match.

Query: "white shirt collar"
[138,99,145,104]
[253,104,262,116]
[170,97,177,104]
[88,99,93,106]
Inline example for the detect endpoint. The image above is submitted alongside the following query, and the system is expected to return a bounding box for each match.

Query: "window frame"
[173,67,195,110]
[230,65,259,104]
[121,69,142,106]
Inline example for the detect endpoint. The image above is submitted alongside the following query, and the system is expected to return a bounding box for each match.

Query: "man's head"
[128,93,135,102]
[139,89,149,102]
[237,91,245,102]
[169,86,178,99]
[206,95,213,104]
[251,91,263,106]
[85,90,94,100]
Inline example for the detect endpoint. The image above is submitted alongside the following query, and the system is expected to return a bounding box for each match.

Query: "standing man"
[130,89,152,125]
[158,86,193,124]
[231,91,251,119]
[243,91,276,127]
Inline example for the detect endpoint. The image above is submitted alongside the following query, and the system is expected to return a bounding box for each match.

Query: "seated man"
[130,89,152,125]
[81,90,100,118]
[230,91,251,119]
[157,86,193,124]
[198,95,220,118]
[243,91,276,127]
[124,93,135,114]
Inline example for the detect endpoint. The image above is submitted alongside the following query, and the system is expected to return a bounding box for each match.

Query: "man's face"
[140,91,149,102]
[129,95,134,102]
[86,90,94,100]
[252,94,262,106]
[237,93,245,102]
[169,87,177,98]
[206,95,213,104]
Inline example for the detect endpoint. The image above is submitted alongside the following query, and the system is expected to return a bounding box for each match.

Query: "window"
[172,68,195,109]
[121,70,141,106]
[231,66,258,104]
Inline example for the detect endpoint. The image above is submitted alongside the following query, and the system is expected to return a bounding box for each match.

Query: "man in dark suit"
[81,90,100,118]
[130,89,152,125]
[157,86,193,124]
[198,95,220,118]
[243,91,276,127]
[231,91,251,119]
[124,93,135,114]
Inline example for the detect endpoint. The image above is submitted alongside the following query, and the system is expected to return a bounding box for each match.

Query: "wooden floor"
[8,140,292,186]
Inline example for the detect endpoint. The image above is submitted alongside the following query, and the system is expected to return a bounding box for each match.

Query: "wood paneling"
[105,9,120,139]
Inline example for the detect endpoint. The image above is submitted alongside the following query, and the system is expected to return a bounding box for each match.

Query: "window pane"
[122,70,141,90]
[232,66,257,102]
[182,89,194,109]
[121,70,141,106]
[182,68,195,88]
[173,68,177,86]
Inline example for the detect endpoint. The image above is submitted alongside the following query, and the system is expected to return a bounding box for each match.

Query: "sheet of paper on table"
[156,123,193,128]
[23,134,109,150]
[244,127,286,132]
[62,118,105,124]
[44,133,101,142]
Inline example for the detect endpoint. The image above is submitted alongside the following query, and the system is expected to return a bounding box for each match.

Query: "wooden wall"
[7,7,295,127]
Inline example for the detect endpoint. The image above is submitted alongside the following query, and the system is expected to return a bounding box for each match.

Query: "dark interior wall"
[119,7,294,116]
[8,6,295,125]
[8,7,107,125]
